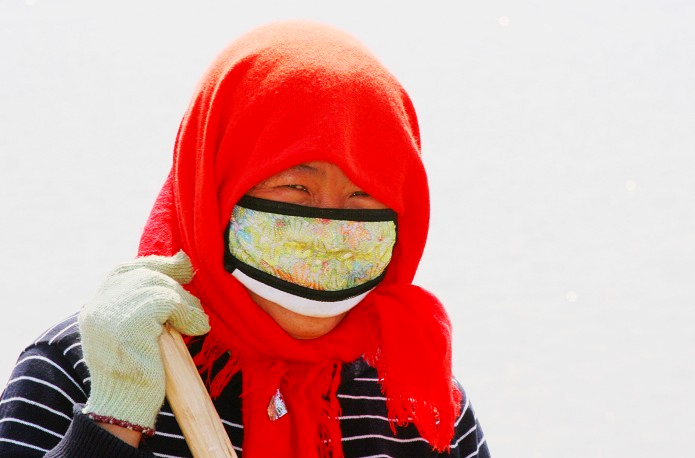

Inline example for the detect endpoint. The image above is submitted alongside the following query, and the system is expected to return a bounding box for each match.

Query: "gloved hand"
[79,250,210,434]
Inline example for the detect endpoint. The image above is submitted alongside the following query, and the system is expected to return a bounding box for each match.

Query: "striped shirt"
[0,314,490,457]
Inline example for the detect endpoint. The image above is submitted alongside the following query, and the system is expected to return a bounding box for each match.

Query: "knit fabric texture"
[137,21,460,457]
[79,252,210,430]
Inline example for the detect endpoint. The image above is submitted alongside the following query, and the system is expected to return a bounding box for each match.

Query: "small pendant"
[267,388,288,421]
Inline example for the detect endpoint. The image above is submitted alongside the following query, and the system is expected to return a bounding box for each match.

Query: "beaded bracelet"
[86,412,156,437]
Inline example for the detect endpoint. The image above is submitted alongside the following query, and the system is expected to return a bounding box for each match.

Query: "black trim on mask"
[223,230,387,302]
[236,195,398,222]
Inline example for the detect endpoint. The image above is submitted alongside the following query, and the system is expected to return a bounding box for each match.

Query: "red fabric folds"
[138,21,460,457]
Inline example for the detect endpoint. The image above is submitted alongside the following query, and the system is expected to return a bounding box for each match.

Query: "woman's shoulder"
[0,313,91,456]
[338,359,490,457]
[30,313,81,351]
[23,313,89,385]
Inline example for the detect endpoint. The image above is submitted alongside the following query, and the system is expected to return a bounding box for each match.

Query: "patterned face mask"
[224,195,397,317]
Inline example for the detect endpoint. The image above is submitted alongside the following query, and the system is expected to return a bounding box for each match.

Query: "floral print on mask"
[228,206,397,291]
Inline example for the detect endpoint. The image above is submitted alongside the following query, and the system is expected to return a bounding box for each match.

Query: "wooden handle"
[159,324,238,458]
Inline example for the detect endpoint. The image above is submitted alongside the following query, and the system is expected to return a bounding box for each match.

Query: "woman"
[0,21,490,457]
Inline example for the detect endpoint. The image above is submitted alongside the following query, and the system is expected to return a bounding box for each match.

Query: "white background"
[1,1,694,456]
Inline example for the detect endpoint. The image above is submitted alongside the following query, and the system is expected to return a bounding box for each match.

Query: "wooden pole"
[159,324,238,458]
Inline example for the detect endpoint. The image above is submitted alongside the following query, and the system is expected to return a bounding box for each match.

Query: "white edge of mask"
[232,269,371,318]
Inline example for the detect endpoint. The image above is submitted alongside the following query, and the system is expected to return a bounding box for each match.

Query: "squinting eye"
[350,191,370,198]
[285,184,308,192]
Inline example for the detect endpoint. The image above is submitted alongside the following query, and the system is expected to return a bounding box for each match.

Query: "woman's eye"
[285,184,308,192]
[350,190,370,198]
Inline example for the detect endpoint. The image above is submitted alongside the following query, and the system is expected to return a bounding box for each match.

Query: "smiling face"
[246,161,389,210]
[242,161,390,339]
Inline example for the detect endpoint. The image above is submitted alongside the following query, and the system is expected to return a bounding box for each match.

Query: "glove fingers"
[167,285,211,337]
[111,250,195,285]
[142,276,210,337]
[93,263,209,336]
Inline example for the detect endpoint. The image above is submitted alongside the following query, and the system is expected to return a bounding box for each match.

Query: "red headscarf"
[138,21,460,457]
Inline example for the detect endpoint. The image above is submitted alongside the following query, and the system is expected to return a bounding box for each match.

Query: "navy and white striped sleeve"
[0,315,90,456]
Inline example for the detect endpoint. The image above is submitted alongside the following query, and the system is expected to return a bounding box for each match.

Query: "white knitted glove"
[79,251,210,433]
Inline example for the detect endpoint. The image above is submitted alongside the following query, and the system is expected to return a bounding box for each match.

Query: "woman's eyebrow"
[288,164,321,175]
